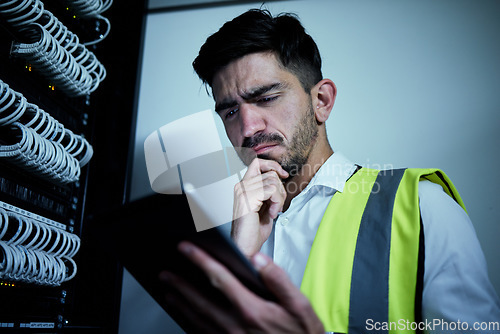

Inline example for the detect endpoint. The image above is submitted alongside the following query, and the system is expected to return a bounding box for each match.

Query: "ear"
[312,79,337,123]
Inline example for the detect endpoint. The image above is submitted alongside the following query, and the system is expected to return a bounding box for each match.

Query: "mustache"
[242,133,284,149]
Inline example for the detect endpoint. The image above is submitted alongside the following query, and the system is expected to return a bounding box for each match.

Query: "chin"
[234,147,257,166]
[257,153,283,164]
[256,153,271,160]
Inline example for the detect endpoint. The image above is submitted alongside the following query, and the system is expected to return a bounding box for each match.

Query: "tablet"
[88,193,274,329]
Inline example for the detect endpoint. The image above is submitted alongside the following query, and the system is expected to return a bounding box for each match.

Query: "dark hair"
[192,9,323,93]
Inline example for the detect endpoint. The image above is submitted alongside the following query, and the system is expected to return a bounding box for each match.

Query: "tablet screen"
[88,193,274,325]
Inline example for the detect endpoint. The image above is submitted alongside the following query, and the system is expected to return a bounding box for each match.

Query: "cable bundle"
[0,0,45,28]
[10,23,102,97]
[66,0,112,17]
[0,79,93,167]
[64,0,112,46]
[0,122,81,184]
[0,206,79,286]
[0,0,107,97]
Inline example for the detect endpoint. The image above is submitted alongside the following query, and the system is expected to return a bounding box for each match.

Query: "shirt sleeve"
[419,180,500,334]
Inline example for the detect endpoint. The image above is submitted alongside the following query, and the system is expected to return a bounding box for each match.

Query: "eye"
[257,95,279,104]
[225,107,239,120]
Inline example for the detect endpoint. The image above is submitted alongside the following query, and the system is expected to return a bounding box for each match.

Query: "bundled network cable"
[0,204,80,286]
[64,0,113,46]
[0,0,108,97]
[66,0,112,18]
[0,79,93,184]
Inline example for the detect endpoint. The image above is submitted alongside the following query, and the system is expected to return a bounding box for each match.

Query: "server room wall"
[0,0,146,332]
[123,0,500,332]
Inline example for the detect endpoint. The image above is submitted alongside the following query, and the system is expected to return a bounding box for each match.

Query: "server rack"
[0,1,147,332]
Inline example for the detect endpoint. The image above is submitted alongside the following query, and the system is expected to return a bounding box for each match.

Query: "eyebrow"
[215,82,285,113]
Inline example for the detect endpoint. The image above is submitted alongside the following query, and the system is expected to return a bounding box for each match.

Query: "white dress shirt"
[261,152,500,331]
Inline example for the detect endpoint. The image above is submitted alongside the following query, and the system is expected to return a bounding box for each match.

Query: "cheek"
[278,104,304,136]
[225,126,241,147]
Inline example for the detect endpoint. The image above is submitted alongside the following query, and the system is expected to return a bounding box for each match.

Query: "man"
[160,9,500,333]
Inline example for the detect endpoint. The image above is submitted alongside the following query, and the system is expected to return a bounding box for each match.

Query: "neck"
[283,142,333,211]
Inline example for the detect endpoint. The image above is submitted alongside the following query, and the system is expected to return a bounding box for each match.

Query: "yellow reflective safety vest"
[300,168,466,334]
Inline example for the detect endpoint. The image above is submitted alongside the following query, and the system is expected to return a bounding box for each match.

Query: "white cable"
[31,220,48,250]
[62,256,77,281]
[82,15,110,46]
[48,254,63,284]
[50,227,66,257]
[0,242,8,276]
[40,251,54,285]
[66,233,80,258]
[0,122,82,184]
[36,222,52,252]
[7,241,24,279]
[66,0,112,16]
[44,225,60,255]
[14,245,30,281]
[33,248,46,283]
[0,239,74,286]
[3,242,16,278]
[22,104,41,127]
[11,24,95,97]
[23,247,38,283]
[7,0,44,28]
[0,201,81,286]
[0,209,9,240]
[0,79,94,166]
[1,242,16,278]
[4,212,24,245]
[0,84,25,125]
[23,219,40,249]
[65,234,78,258]
[1,1,108,96]
[0,241,14,277]
[50,254,63,285]
[0,0,30,17]
[14,215,33,246]
[0,122,30,157]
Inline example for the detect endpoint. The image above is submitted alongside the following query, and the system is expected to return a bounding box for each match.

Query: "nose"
[240,103,265,138]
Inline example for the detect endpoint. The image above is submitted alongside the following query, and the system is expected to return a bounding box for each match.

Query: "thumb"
[250,253,300,304]
[251,253,325,333]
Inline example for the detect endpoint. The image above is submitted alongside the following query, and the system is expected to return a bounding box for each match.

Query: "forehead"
[211,52,295,102]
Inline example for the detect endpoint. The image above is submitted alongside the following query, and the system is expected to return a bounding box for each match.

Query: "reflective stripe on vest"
[300,168,466,334]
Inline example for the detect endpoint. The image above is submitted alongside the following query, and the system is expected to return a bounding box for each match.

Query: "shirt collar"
[304,151,357,193]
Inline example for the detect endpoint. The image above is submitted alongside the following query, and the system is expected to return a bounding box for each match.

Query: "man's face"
[212,52,319,178]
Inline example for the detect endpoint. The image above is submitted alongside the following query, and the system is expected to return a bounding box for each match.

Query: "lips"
[252,143,278,155]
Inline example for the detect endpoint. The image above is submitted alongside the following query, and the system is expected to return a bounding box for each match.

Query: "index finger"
[177,241,263,310]
[245,158,289,179]
[251,253,325,333]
